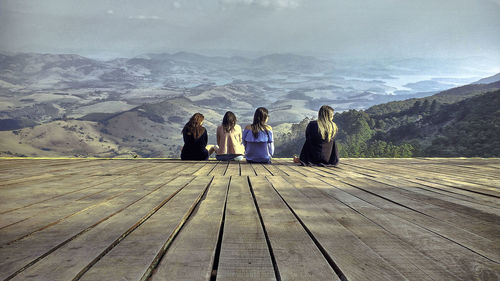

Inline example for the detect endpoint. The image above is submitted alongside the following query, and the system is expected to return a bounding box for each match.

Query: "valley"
[0,52,498,157]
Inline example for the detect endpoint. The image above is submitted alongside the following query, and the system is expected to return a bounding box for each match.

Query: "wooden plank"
[209,161,229,176]
[250,163,272,176]
[216,176,276,281]
[318,176,500,280]
[332,176,500,263]
[297,176,463,280]
[249,176,340,281]
[346,160,500,191]
[0,176,139,245]
[368,176,500,221]
[270,159,307,177]
[261,162,287,176]
[6,176,194,281]
[389,161,500,182]
[71,176,213,281]
[240,162,256,176]
[340,162,500,205]
[193,161,218,176]
[0,162,177,215]
[267,175,406,281]
[0,161,180,232]
[344,177,500,244]
[0,160,145,187]
[0,159,100,182]
[0,175,116,214]
[0,176,190,281]
[152,176,230,281]
[225,162,240,176]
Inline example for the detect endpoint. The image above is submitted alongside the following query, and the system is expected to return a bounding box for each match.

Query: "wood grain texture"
[0,158,499,281]
[152,176,230,281]
[216,176,276,281]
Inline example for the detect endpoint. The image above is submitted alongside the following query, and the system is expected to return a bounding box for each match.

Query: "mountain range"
[0,51,498,157]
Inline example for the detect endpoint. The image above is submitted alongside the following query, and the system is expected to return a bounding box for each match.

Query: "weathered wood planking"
[225,162,240,176]
[151,176,229,281]
[216,176,276,281]
[0,176,189,280]
[209,161,229,176]
[267,175,407,280]
[7,176,196,281]
[239,162,256,176]
[0,158,499,281]
[76,176,213,281]
[334,176,500,263]
[317,177,500,280]
[249,176,340,281]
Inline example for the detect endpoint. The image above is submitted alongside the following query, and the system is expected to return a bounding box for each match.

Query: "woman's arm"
[268,130,274,156]
[216,126,221,146]
[242,128,248,147]
[237,126,242,144]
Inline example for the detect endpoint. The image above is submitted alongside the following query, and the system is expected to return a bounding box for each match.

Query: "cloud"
[128,15,162,20]
[173,1,181,8]
[219,0,300,9]
[107,10,114,14]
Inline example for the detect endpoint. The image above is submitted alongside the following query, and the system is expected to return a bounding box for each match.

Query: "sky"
[1,0,500,59]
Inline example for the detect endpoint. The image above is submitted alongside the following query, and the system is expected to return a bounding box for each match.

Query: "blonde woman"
[297,105,339,166]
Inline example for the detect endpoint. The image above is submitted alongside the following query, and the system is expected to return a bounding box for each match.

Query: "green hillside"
[275,81,500,158]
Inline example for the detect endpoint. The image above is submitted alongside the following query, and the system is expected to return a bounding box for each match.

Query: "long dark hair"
[182,113,205,139]
[222,111,237,133]
[251,107,269,138]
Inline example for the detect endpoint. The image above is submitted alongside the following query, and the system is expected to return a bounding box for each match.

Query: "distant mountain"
[365,81,500,116]
[473,73,500,84]
[2,51,497,157]
[251,53,332,72]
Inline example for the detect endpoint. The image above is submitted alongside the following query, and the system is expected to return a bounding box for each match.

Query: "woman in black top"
[298,105,339,166]
[181,113,212,160]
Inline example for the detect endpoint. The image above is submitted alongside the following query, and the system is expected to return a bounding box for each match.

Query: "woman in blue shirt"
[243,107,274,163]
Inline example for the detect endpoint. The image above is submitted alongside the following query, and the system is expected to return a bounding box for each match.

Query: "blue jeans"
[216,154,244,161]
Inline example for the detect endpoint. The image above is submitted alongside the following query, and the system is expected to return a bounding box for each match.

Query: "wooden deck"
[0,158,499,281]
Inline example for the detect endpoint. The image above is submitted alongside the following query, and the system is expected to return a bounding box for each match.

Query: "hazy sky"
[1,0,499,59]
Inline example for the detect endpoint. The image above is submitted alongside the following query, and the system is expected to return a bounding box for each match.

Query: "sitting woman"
[297,105,339,166]
[243,107,274,163]
[215,111,245,161]
[181,113,215,160]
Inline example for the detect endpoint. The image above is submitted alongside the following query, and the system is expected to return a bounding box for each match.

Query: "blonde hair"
[317,105,338,142]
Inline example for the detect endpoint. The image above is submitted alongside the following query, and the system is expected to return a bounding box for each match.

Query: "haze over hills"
[0,51,499,157]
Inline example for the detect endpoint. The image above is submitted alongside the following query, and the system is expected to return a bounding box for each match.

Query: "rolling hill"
[275,80,500,158]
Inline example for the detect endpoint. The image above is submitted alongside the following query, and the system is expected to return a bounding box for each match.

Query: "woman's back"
[243,124,274,163]
[181,127,209,160]
[217,124,245,155]
[299,120,339,165]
